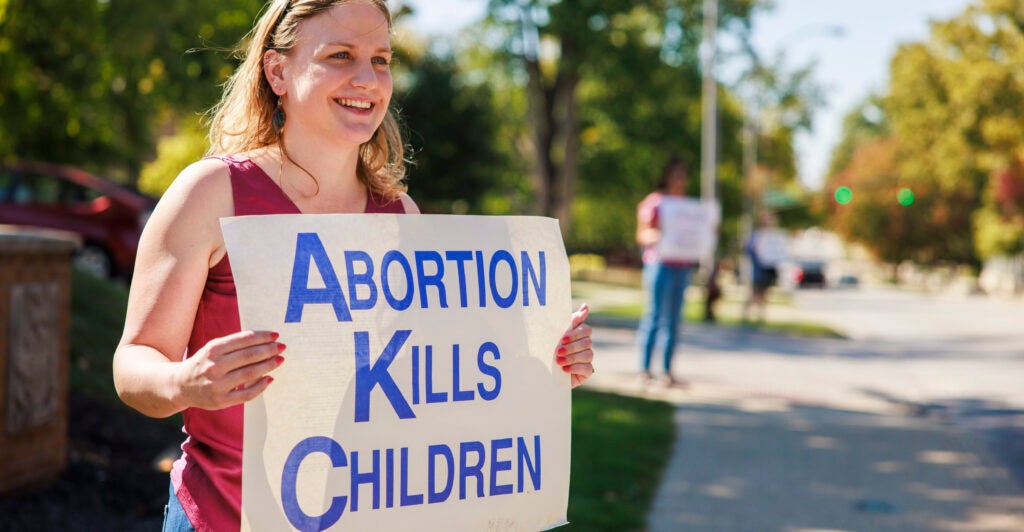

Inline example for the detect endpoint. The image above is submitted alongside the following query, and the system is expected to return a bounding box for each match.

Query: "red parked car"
[0,161,156,278]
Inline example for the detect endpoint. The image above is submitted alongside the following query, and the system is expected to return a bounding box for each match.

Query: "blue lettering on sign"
[415,251,448,308]
[381,250,414,310]
[281,436,348,531]
[285,233,352,323]
[451,344,475,402]
[350,450,382,512]
[489,250,518,309]
[354,330,415,422]
[428,444,454,504]
[279,435,543,522]
[477,342,501,401]
[459,440,486,500]
[344,250,378,310]
[445,250,473,307]
[281,234,548,320]
[521,251,546,307]
[490,438,514,496]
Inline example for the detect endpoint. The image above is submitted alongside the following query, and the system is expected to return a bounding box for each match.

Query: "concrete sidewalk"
[582,324,1024,531]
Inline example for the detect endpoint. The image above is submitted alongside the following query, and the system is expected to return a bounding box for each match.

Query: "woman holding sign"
[112,1,594,530]
[635,156,695,387]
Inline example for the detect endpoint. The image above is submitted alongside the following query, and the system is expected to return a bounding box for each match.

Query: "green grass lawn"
[566,389,675,531]
[69,271,677,529]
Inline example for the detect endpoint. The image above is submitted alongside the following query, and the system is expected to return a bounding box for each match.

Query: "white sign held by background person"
[752,228,789,266]
[655,197,720,263]
[221,214,573,532]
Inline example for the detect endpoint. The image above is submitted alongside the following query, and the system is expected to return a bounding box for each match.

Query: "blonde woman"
[112,2,594,529]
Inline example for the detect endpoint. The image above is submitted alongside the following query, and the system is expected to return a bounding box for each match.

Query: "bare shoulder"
[159,158,233,215]
[399,193,420,214]
[140,158,235,266]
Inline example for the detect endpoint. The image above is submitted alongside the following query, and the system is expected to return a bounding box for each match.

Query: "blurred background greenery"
[2,0,1023,271]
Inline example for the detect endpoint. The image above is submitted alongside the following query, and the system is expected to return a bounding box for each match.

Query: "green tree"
[395,51,508,214]
[0,0,262,183]
[483,0,761,242]
[883,0,1024,264]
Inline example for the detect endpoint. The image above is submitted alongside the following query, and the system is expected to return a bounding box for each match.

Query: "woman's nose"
[350,60,379,90]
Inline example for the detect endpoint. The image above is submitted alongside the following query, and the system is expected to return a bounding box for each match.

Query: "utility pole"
[699,0,719,321]
[700,0,718,203]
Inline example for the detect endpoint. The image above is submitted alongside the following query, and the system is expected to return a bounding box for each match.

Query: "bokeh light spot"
[898,188,914,206]
[834,186,853,205]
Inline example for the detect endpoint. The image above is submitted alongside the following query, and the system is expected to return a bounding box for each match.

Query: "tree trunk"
[522,34,581,237]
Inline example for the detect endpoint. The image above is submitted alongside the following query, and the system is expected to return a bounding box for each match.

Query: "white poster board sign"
[221,214,573,532]
[655,197,720,262]
[751,228,789,266]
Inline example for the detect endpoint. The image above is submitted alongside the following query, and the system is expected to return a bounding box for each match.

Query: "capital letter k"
[354,330,415,422]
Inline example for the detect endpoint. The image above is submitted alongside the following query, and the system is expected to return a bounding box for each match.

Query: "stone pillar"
[0,231,76,493]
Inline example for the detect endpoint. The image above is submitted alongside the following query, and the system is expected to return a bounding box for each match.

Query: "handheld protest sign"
[655,197,720,263]
[221,214,572,532]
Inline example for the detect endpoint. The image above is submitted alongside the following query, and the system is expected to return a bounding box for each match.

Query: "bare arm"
[636,210,660,247]
[113,160,284,418]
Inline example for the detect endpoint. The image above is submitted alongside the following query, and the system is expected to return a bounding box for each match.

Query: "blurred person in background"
[743,210,785,322]
[635,156,695,386]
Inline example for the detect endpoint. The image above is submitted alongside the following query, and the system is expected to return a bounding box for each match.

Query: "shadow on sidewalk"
[648,400,1024,531]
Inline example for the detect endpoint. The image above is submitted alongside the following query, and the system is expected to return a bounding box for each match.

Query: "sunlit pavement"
[577,285,1024,531]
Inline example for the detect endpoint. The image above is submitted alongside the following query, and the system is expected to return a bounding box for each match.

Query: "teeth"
[338,98,371,109]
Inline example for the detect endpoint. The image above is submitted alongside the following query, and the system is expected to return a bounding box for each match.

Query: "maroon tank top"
[170,155,406,531]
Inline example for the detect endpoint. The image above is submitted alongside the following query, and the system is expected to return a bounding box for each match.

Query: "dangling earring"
[272,98,286,134]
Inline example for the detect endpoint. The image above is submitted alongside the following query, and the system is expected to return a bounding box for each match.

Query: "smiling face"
[265,2,393,148]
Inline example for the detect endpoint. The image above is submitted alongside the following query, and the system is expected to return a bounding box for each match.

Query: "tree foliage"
[0,0,262,183]
[480,0,765,256]
[395,51,507,214]
[826,0,1024,264]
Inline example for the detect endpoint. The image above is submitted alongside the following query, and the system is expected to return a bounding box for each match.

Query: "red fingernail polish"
[266,376,275,384]
[557,347,567,355]
[275,355,285,365]
[277,342,287,352]
[270,332,280,341]
[562,365,571,372]
[556,356,566,364]
[561,336,570,345]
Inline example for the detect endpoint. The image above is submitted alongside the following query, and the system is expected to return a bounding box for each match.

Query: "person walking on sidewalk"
[635,156,696,386]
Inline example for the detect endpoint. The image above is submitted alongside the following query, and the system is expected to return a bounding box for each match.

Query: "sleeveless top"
[169,155,406,531]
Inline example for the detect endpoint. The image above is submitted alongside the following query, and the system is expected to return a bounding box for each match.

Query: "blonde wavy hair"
[207,0,406,200]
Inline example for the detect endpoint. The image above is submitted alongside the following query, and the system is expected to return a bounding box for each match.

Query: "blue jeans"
[163,482,196,532]
[637,262,693,373]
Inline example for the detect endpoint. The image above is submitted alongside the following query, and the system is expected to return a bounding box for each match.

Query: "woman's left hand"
[557,304,594,388]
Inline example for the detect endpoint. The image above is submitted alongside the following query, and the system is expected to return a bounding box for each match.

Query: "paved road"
[581,285,1024,531]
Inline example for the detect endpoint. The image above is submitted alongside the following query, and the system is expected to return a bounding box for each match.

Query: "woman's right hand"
[175,330,286,411]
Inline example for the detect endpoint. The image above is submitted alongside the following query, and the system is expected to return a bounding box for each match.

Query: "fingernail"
[561,336,570,345]
[561,365,571,373]
[270,332,280,341]
[277,342,287,352]
[556,356,566,365]
[557,347,567,356]
[275,355,285,365]
[266,376,275,384]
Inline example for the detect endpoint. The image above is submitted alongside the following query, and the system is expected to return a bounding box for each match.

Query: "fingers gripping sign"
[556,304,594,388]
[177,330,287,410]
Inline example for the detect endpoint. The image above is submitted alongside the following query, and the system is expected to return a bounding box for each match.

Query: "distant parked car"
[791,259,827,289]
[0,161,156,278]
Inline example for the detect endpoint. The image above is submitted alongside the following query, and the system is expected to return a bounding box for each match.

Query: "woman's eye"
[372,57,390,66]
[331,51,351,60]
